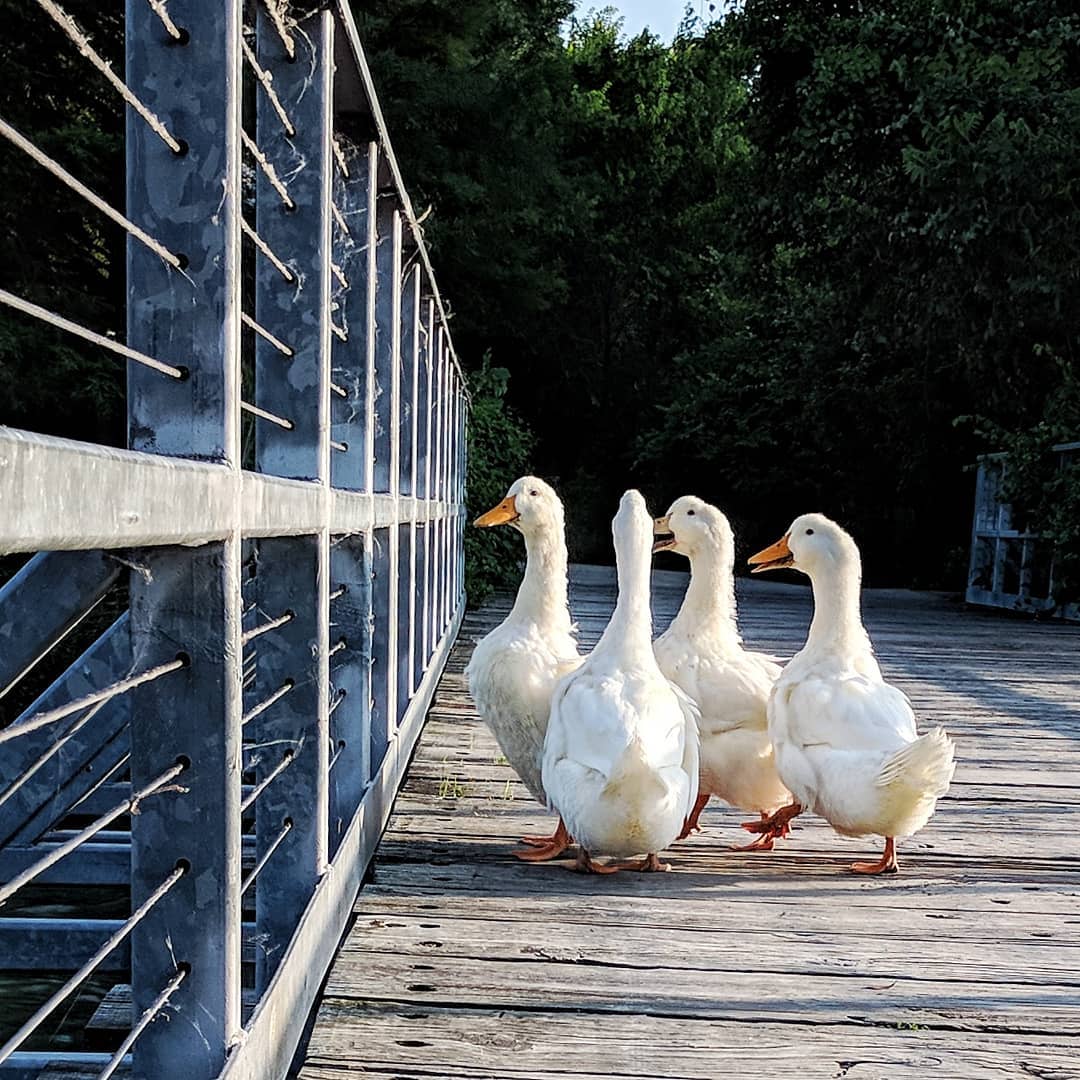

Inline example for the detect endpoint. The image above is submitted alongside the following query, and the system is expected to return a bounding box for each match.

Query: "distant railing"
[0,2,468,1078]
[967,442,1078,621]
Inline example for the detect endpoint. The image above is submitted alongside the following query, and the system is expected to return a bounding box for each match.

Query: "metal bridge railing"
[0,2,468,1077]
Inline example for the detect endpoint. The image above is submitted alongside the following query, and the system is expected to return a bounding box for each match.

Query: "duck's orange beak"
[474,495,519,528]
[652,515,676,553]
[748,533,794,574]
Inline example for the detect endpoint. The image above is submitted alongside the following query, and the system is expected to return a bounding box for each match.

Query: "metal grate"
[0,2,468,1076]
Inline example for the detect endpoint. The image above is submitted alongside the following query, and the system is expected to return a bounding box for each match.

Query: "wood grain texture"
[298,566,1080,1079]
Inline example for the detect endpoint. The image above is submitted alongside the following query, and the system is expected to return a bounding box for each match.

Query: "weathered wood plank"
[302,1004,1080,1080]
[298,567,1080,1077]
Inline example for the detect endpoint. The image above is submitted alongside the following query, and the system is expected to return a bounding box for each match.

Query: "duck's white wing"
[781,673,917,753]
[672,680,700,812]
[543,670,629,783]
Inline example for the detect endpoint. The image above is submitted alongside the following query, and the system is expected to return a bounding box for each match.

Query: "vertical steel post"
[251,7,335,988]
[125,0,243,1073]
[398,263,419,712]
[414,295,433,687]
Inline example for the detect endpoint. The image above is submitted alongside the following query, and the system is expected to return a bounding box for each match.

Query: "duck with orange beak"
[747,513,956,874]
[465,477,582,861]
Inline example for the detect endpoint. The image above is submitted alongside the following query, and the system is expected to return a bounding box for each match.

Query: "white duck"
[747,513,956,874]
[542,490,699,873]
[652,496,790,845]
[466,476,581,860]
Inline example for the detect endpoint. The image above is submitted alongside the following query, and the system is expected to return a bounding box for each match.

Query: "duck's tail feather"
[877,728,955,795]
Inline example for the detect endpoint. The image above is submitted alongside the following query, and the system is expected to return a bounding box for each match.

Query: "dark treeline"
[1,1,1077,599]
[353,0,1080,596]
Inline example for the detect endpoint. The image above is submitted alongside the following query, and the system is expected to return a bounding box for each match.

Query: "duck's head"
[473,475,564,537]
[613,488,652,548]
[748,512,859,577]
[653,495,734,559]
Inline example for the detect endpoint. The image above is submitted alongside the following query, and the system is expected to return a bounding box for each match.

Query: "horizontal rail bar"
[241,609,294,645]
[36,0,183,153]
[0,428,464,551]
[0,117,182,268]
[98,966,187,1080]
[0,864,184,1063]
[241,311,294,356]
[1,1053,125,1080]
[239,817,292,895]
[146,0,182,40]
[241,129,295,209]
[218,599,465,1080]
[0,289,184,377]
[241,219,295,283]
[0,658,184,745]
[242,680,294,726]
[241,36,295,136]
[0,762,185,904]
[240,751,293,814]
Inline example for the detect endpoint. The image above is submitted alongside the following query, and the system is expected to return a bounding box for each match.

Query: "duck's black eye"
[687,509,696,516]
[805,528,814,535]
[530,489,539,497]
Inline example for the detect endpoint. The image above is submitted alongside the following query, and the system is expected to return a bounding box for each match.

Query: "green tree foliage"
[0,0,125,445]
[463,357,535,602]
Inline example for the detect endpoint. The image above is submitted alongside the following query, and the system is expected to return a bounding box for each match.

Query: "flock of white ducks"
[467,478,956,875]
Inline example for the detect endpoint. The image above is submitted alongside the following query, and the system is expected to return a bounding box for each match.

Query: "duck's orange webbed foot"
[622,852,671,872]
[573,847,619,874]
[851,836,899,875]
[513,819,572,862]
[738,801,802,850]
[677,792,710,840]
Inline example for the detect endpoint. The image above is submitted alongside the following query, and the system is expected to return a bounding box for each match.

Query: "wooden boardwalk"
[297,566,1080,1080]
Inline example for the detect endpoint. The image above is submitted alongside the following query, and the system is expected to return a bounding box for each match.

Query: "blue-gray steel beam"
[327,535,372,857]
[369,528,392,778]
[0,550,120,699]
[0,918,130,971]
[396,521,414,724]
[329,141,374,493]
[125,0,244,1072]
[400,265,420,702]
[1,1053,126,1080]
[0,615,130,848]
[0,842,129,885]
[252,7,335,991]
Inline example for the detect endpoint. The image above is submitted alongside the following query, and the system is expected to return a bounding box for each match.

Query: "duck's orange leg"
[619,852,671,872]
[677,792,710,840]
[851,836,899,875]
[513,818,572,862]
[738,800,802,850]
[573,847,619,874]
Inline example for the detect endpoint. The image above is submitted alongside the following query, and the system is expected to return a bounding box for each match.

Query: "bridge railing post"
[248,6,335,991]
[124,0,244,1074]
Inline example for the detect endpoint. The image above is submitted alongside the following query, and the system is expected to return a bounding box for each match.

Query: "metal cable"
[240,399,294,430]
[260,0,296,59]
[241,36,295,136]
[241,218,294,282]
[145,0,183,40]
[0,289,185,379]
[241,129,294,209]
[241,311,293,357]
[242,680,293,726]
[0,863,185,1063]
[331,262,348,289]
[240,751,293,814]
[330,381,347,398]
[0,117,182,268]
[96,964,187,1080]
[0,762,186,906]
[331,202,350,236]
[239,817,291,895]
[36,0,183,154]
[0,656,186,746]
[241,609,294,646]
[330,322,347,342]
[332,138,349,177]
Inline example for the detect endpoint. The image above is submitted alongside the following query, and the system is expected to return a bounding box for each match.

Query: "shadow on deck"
[297,566,1080,1080]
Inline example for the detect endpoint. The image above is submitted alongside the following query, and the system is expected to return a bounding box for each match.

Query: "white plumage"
[652,497,789,840]
[466,477,581,859]
[542,490,699,872]
[749,512,956,873]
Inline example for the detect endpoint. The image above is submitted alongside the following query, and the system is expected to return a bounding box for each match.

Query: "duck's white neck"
[804,555,871,658]
[508,525,573,636]
[669,543,741,651]
[597,521,654,663]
